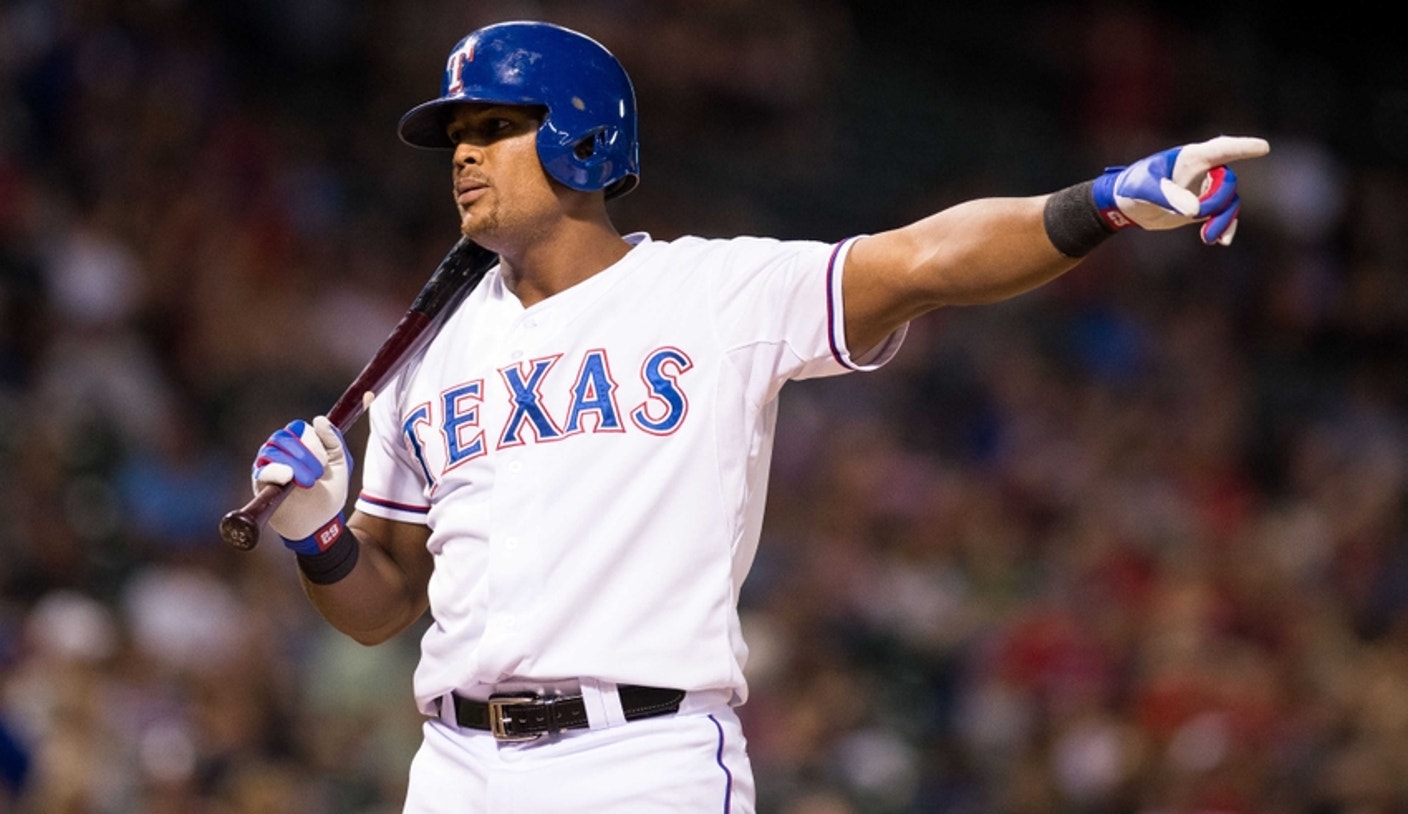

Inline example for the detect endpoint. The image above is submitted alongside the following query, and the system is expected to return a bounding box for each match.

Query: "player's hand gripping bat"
[219,237,497,550]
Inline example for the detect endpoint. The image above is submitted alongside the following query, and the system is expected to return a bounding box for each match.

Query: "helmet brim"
[397,89,544,149]
[397,99,458,150]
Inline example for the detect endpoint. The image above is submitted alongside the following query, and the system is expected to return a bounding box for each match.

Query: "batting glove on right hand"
[252,416,353,555]
[1093,135,1270,245]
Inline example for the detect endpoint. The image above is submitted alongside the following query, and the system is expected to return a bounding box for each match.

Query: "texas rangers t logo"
[445,40,476,96]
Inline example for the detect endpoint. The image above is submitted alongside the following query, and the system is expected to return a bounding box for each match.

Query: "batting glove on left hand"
[251,416,353,555]
[1093,135,1270,245]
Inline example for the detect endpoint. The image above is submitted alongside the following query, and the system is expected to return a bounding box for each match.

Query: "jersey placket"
[479,306,558,673]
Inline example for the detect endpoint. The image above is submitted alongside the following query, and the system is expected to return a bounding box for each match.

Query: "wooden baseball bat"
[219,237,497,551]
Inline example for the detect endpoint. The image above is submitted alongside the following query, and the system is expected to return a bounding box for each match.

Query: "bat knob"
[220,511,261,551]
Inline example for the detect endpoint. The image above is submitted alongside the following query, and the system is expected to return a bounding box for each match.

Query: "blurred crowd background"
[1,1,1406,812]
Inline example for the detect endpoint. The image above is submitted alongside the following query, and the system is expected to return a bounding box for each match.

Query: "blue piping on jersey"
[708,714,734,813]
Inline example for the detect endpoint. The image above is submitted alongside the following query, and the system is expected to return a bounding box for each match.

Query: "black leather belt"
[451,685,686,741]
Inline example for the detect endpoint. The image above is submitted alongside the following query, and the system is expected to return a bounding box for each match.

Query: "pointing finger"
[1173,136,1270,186]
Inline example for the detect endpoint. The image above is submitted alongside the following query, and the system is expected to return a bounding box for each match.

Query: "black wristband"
[296,525,361,585]
[1043,180,1116,258]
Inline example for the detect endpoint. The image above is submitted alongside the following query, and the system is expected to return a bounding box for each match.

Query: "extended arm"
[844,195,1073,355]
[842,135,1270,356]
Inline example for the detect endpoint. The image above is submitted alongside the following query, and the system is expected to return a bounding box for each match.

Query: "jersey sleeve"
[354,381,432,524]
[709,235,908,384]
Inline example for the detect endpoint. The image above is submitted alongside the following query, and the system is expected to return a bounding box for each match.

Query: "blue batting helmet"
[398,21,640,199]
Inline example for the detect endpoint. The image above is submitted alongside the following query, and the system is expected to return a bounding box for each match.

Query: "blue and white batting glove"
[251,416,353,556]
[1092,135,1270,246]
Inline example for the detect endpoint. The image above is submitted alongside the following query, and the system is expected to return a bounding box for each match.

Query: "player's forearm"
[300,527,431,646]
[892,195,1078,305]
[844,195,1081,353]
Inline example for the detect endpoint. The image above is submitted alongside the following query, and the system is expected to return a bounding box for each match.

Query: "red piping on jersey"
[358,492,431,515]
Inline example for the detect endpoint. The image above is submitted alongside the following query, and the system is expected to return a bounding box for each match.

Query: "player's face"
[447,104,557,243]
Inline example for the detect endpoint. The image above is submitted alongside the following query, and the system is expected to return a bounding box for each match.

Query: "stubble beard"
[459,204,499,241]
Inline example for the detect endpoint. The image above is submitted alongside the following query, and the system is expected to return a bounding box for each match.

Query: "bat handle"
[222,398,366,551]
[219,481,293,550]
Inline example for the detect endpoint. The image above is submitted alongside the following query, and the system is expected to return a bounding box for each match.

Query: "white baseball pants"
[402,701,754,812]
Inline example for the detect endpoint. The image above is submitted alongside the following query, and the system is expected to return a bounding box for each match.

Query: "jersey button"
[507,461,523,473]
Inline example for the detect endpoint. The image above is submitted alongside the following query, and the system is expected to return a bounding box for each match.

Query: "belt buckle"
[487,695,543,742]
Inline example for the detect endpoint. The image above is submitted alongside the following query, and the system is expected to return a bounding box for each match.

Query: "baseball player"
[248,20,1269,813]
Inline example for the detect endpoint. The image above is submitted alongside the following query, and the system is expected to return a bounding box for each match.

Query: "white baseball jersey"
[355,232,906,716]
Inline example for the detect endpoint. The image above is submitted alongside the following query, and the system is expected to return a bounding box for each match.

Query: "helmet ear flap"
[573,127,626,165]
[573,130,603,161]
